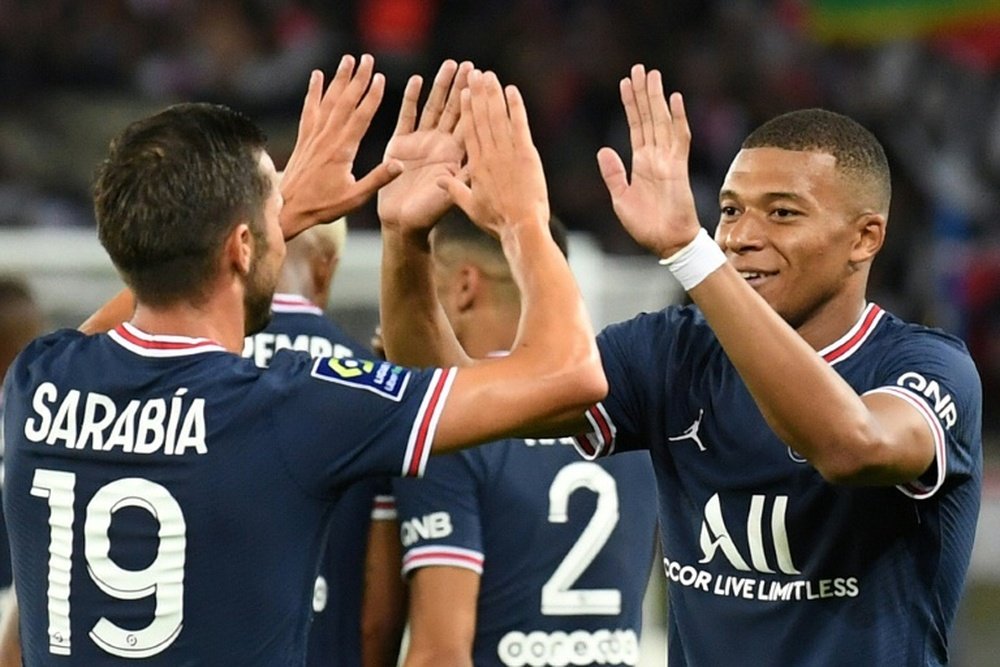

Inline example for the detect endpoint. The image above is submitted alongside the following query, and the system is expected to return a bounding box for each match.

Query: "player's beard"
[243,251,274,337]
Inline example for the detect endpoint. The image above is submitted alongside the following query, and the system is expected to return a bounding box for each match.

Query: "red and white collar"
[108,322,227,358]
[818,303,885,365]
[271,293,323,315]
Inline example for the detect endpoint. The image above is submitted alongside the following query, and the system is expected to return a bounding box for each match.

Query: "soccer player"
[391,211,658,667]
[1,57,605,666]
[379,65,983,666]
[0,276,46,599]
[241,220,405,667]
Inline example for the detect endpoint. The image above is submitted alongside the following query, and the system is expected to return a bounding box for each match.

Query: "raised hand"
[281,54,402,239]
[377,60,472,235]
[439,69,549,238]
[597,65,702,258]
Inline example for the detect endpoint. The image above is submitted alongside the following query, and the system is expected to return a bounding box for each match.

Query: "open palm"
[378,60,471,233]
[597,66,702,259]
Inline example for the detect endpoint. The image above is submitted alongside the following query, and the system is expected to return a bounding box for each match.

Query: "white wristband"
[657,228,727,291]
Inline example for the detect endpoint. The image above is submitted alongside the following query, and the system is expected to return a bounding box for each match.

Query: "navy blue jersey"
[393,437,658,667]
[2,322,455,666]
[242,294,384,667]
[575,303,982,667]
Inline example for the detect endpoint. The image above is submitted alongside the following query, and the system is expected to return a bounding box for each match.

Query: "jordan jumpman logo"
[668,409,706,451]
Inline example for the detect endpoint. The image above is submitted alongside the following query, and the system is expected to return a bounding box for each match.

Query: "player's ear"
[226,222,255,276]
[849,212,885,265]
[456,264,480,313]
[310,247,337,298]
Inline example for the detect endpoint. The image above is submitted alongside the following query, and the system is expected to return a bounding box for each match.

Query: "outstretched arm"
[599,65,934,485]
[378,60,473,368]
[418,70,605,452]
[281,54,403,240]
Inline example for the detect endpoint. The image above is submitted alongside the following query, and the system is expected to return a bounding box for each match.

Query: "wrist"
[383,223,432,256]
[658,228,727,291]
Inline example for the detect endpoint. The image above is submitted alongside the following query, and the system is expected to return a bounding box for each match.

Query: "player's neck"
[130,292,247,354]
[795,290,870,352]
[459,306,519,360]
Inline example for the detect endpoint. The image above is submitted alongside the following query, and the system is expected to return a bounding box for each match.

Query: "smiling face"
[715,147,881,334]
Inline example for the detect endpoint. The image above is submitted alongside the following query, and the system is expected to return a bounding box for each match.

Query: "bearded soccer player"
[1,58,605,666]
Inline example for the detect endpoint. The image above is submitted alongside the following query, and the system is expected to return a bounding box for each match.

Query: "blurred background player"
[0,276,46,600]
[241,218,405,667]
[392,210,658,667]
[0,276,47,663]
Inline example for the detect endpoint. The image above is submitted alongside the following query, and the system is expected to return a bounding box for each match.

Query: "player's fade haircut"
[94,102,271,306]
[742,108,891,213]
[432,209,569,263]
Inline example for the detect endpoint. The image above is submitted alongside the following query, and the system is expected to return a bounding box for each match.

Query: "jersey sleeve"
[573,309,684,460]
[863,329,982,500]
[392,451,485,576]
[370,478,397,521]
[264,351,457,497]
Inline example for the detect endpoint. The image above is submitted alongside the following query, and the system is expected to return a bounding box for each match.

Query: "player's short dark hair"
[94,103,271,306]
[433,209,570,260]
[743,108,891,212]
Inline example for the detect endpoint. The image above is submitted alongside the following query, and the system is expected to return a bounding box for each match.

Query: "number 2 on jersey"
[31,469,186,658]
[542,461,621,615]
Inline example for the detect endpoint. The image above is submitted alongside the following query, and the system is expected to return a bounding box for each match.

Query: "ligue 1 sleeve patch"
[310,357,411,401]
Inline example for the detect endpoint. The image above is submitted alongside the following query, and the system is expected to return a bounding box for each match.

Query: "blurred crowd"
[0,0,998,438]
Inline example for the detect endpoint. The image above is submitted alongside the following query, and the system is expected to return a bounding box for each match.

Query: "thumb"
[438,175,473,218]
[354,160,404,201]
[596,147,628,199]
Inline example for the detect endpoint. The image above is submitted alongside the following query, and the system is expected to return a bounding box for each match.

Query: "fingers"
[669,92,691,160]
[417,60,459,131]
[393,75,423,136]
[631,64,654,147]
[647,69,671,147]
[348,160,405,209]
[323,55,359,112]
[468,71,496,156]
[621,64,685,153]
[298,70,324,142]
[482,72,509,152]
[459,89,480,168]
[505,85,534,150]
[596,147,628,198]
[438,175,473,215]
[620,77,643,151]
[342,71,386,157]
[439,61,472,133]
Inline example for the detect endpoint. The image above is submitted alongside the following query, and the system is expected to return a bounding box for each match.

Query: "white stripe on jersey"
[371,494,397,521]
[401,368,457,477]
[270,293,324,315]
[109,323,227,357]
[865,385,948,500]
[402,545,485,576]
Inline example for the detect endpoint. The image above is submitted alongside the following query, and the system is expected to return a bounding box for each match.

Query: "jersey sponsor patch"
[310,357,411,401]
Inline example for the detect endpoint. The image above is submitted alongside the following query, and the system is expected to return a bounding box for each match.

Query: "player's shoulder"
[599,305,715,350]
[875,309,977,371]
[10,328,87,374]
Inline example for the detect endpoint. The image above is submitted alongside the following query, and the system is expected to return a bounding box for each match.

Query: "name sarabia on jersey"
[22,382,207,455]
